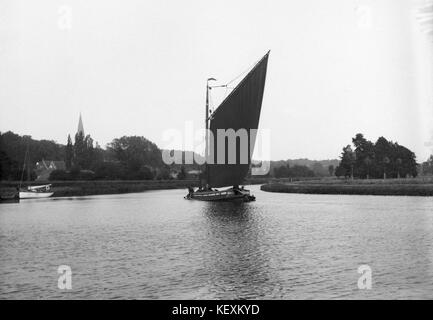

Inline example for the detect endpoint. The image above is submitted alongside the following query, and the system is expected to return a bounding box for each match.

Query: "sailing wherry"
[185,51,269,202]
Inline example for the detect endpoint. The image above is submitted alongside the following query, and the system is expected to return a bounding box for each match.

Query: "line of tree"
[335,133,418,179]
[268,159,339,178]
[65,131,104,171]
[0,131,177,181]
[54,133,171,180]
[0,131,65,180]
[3,130,429,182]
[273,164,315,178]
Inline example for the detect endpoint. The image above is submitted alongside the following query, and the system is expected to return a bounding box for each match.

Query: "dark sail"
[207,51,269,187]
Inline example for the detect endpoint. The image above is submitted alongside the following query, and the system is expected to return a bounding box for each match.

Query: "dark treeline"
[52,132,173,181]
[273,164,315,178]
[2,130,431,182]
[0,131,178,181]
[0,131,65,180]
[335,133,418,179]
[269,159,339,178]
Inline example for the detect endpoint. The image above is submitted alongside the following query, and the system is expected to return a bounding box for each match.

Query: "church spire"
[77,113,84,135]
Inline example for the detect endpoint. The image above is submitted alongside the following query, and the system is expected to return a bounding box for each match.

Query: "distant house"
[35,160,66,181]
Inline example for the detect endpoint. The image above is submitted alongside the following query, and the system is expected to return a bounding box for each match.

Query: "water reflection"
[201,202,281,299]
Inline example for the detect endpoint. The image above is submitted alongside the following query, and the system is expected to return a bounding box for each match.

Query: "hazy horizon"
[1,0,432,162]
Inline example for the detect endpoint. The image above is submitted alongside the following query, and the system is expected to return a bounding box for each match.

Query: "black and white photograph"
[1,0,433,305]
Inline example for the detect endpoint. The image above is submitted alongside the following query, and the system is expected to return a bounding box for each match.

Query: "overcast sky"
[1,0,432,161]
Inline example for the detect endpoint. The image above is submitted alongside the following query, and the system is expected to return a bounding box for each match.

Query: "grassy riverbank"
[0,177,271,198]
[0,180,201,197]
[4,177,432,198]
[260,178,433,196]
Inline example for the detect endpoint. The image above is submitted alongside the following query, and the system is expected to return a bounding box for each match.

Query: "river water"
[0,185,432,299]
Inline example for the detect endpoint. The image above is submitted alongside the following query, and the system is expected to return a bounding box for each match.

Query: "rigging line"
[219,57,262,100]
[225,56,261,86]
[223,86,229,100]
[19,142,29,189]
[222,85,236,100]
[211,55,262,108]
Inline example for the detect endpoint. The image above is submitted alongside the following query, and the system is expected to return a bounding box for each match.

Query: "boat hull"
[185,188,255,202]
[19,191,54,199]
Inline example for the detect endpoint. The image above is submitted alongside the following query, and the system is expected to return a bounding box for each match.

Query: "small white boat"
[19,184,54,199]
[17,145,54,200]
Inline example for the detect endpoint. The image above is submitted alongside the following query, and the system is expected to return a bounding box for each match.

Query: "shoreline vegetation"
[2,130,433,198]
[0,180,199,198]
[260,177,433,196]
[2,177,433,198]
[0,178,269,198]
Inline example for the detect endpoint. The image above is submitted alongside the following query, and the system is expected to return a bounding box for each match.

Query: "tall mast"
[205,78,216,186]
[205,82,209,159]
[19,139,30,189]
[27,156,30,182]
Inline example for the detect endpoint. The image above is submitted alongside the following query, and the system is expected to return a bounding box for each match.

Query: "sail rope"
[19,143,29,189]
[209,54,263,110]
[226,58,259,86]
[220,56,262,100]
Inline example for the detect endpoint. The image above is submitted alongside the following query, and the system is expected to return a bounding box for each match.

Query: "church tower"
[77,113,84,136]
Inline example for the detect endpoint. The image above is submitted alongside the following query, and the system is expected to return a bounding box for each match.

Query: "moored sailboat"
[19,184,54,199]
[18,143,54,200]
[185,51,270,202]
